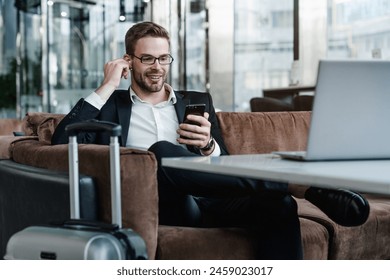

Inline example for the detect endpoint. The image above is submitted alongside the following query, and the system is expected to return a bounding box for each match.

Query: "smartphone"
[183,104,206,126]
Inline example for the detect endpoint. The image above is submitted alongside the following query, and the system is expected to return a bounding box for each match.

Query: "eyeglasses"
[132,54,174,65]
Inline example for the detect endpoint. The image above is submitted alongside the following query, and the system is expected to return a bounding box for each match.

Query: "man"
[52,21,369,259]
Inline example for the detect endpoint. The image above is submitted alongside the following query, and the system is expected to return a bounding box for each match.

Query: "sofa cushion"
[299,217,329,259]
[0,135,38,159]
[22,112,65,144]
[216,111,311,155]
[0,119,22,136]
[157,217,328,260]
[157,226,257,260]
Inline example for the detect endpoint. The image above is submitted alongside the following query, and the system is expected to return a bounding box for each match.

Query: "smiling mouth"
[147,73,164,83]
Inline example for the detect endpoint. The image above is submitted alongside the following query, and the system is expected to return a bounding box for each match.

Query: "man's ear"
[123,54,132,69]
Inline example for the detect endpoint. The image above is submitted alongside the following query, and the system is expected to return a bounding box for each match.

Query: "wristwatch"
[200,136,215,151]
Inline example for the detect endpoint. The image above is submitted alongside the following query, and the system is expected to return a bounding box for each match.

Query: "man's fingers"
[122,66,129,79]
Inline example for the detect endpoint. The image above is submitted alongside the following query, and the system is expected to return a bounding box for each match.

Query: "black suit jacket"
[51,89,229,155]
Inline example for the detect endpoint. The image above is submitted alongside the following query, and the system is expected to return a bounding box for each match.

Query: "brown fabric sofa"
[1,111,389,259]
[0,118,22,136]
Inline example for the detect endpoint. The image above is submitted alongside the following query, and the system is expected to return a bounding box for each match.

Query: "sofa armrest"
[10,140,159,259]
[0,135,39,159]
[0,119,22,136]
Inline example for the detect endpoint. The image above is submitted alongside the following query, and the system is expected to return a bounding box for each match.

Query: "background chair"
[250,95,314,112]
[293,95,314,111]
[250,97,293,112]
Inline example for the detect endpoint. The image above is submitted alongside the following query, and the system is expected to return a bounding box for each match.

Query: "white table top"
[162,154,390,196]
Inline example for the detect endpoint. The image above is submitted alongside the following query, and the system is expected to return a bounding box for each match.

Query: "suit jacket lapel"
[115,89,132,146]
[174,90,189,124]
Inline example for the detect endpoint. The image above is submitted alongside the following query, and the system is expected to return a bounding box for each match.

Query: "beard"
[133,69,166,93]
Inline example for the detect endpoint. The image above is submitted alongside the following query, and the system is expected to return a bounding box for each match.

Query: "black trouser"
[148,141,303,260]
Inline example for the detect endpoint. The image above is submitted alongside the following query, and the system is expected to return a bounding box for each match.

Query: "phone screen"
[183,104,206,125]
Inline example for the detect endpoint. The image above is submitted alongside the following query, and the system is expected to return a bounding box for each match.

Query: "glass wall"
[298,0,390,87]
[44,1,103,113]
[185,0,207,91]
[299,0,327,86]
[233,0,294,111]
[0,0,152,118]
[232,0,390,112]
[156,0,208,92]
[43,0,127,114]
[327,0,390,60]
[2,0,390,117]
[208,0,234,111]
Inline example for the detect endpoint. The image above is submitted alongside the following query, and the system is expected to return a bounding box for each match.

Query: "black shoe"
[304,187,370,227]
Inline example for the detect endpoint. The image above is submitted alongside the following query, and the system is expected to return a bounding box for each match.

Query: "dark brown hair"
[125,21,170,55]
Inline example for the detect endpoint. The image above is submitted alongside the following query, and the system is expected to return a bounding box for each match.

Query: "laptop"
[274,59,390,161]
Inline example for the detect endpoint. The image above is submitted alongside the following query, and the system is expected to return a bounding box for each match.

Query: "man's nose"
[151,59,163,68]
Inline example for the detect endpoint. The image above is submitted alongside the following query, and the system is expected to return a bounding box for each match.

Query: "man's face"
[130,37,170,94]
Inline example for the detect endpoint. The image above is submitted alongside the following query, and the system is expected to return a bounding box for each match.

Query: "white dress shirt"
[85,84,221,156]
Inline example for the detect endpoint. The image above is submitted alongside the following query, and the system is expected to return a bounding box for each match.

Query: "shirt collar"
[129,83,177,104]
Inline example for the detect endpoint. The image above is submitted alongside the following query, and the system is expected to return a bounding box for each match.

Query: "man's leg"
[149,141,287,198]
[148,141,288,226]
[149,141,302,259]
[196,194,303,260]
[149,141,203,226]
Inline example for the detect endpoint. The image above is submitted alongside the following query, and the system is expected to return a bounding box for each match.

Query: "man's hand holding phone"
[177,104,214,154]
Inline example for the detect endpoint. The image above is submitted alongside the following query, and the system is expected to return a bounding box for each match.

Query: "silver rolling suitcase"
[4,120,148,260]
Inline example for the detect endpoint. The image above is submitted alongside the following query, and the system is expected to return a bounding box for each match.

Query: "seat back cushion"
[216,111,311,155]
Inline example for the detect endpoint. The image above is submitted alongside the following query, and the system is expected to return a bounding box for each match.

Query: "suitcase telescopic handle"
[65,120,123,228]
[65,119,122,136]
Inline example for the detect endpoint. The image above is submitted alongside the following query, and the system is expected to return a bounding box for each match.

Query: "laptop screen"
[305,59,390,160]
